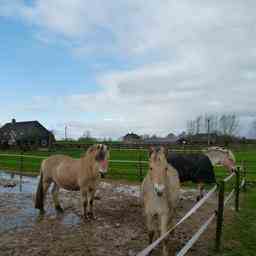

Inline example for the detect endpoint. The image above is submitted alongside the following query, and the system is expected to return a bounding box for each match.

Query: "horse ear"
[148,146,154,157]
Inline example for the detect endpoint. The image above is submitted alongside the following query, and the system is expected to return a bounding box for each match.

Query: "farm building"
[176,133,217,145]
[142,134,178,144]
[177,133,241,145]
[123,132,141,143]
[0,119,55,148]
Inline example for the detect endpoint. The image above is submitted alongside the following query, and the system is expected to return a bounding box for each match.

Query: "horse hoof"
[87,212,96,220]
[55,206,64,213]
[39,209,45,215]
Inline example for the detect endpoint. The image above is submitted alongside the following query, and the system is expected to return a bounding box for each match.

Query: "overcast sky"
[0,1,255,139]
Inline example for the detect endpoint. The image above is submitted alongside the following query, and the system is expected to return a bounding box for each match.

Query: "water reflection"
[0,171,38,193]
[0,170,81,232]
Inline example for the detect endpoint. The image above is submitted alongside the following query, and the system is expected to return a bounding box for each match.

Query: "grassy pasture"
[0,146,255,255]
[0,146,255,182]
[208,186,256,256]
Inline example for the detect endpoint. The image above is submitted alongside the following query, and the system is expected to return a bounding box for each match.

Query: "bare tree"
[195,115,203,134]
[219,114,239,135]
[186,113,240,138]
[250,119,256,138]
[186,120,196,135]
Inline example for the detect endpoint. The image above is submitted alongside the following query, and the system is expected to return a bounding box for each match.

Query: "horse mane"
[227,150,236,162]
[207,146,227,153]
[80,144,98,158]
[150,147,168,164]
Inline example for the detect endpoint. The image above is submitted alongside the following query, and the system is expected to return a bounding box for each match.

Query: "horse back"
[41,155,81,190]
[167,153,196,182]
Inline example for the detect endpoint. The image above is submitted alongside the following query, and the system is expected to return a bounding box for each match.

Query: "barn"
[123,132,141,143]
[0,119,55,149]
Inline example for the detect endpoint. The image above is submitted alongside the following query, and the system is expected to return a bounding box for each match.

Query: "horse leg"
[160,214,170,256]
[80,189,88,220]
[87,187,96,219]
[40,180,51,214]
[51,183,63,213]
[196,182,204,201]
[146,214,155,244]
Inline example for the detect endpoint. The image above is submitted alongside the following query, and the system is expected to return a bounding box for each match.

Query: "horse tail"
[35,167,44,211]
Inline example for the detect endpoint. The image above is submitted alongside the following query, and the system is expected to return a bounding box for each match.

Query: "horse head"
[148,146,169,197]
[88,144,110,177]
[223,150,236,173]
[207,147,236,173]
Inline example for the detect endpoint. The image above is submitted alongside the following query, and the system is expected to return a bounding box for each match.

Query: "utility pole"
[65,125,67,141]
[207,118,210,146]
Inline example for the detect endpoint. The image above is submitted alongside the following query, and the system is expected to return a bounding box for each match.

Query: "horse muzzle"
[154,184,165,197]
[99,168,108,178]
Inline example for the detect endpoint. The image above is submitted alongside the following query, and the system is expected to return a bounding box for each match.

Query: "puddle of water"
[0,170,41,232]
[0,170,38,193]
[113,185,140,197]
[61,212,81,226]
[0,170,82,232]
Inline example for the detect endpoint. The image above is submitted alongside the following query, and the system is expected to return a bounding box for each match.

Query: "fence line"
[0,153,148,164]
[223,172,235,182]
[176,213,216,256]
[137,170,245,256]
[0,151,249,254]
[136,185,218,256]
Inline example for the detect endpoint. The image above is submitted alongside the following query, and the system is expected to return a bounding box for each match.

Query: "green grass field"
[0,147,255,182]
[0,146,255,255]
[208,186,256,256]
[0,148,149,181]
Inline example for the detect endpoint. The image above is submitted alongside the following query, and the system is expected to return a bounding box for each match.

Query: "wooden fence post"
[235,167,240,212]
[20,151,24,173]
[242,160,246,191]
[138,152,143,182]
[215,181,225,252]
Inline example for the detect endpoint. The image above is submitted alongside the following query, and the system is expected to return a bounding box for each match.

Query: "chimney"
[12,118,16,124]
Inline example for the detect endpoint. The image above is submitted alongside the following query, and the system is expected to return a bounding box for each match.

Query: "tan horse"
[205,146,236,173]
[35,144,109,219]
[142,147,180,256]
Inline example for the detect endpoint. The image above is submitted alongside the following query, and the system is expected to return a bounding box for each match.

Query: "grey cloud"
[1,0,256,138]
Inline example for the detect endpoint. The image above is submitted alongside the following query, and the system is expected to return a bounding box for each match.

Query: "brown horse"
[142,147,180,256]
[35,144,109,219]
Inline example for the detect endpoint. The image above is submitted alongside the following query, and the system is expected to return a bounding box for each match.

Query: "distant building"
[123,132,141,143]
[142,135,178,144]
[0,119,55,148]
[178,133,218,145]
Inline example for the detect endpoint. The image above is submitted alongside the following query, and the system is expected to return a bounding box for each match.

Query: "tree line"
[186,114,240,136]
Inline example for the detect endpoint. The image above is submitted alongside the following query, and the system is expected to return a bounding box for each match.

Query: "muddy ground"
[0,172,234,256]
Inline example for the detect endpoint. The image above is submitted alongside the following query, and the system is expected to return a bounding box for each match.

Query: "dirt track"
[0,173,232,256]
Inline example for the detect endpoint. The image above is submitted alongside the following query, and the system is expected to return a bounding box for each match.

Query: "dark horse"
[167,152,215,201]
[166,147,236,201]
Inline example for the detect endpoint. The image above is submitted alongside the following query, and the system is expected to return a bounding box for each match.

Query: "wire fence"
[137,168,246,256]
[0,149,252,255]
[0,151,149,181]
[0,149,255,182]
